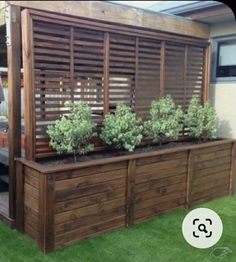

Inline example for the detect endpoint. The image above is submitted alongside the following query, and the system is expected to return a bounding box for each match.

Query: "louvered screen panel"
[34,21,71,155]
[164,43,185,108]
[109,34,136,112]
[186,46,205,109]
[136,39,161,118]
[73,28,104,124]
[23,10,209,160]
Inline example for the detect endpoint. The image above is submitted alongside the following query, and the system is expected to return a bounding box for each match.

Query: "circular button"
[182,208,223,249]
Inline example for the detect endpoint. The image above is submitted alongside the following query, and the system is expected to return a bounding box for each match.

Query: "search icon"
[198,224,208,233]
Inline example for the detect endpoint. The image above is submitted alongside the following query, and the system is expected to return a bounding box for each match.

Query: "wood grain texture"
[16,161,24,232]
[7,5,21,220]
[21,9,35,160]
[20,9,210,159]
[8,1,209,38]
[24,168,40,242]
[38,174,55,253]
[126,160,136,226]
[186,150,194,208]
[191,143,232,205]
[15,140,234,252]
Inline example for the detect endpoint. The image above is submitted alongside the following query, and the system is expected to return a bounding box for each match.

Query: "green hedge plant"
[100,104,143,152]
[47,101,97,162]
[144,95,184,145]
[185,96,217,141]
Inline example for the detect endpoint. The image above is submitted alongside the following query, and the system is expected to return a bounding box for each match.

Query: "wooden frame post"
[203,43,211,102]
[186,150,194,208]
[7,5,21,220]
[38,174,55,253]
[21,9,35,160]
[126,159,136,227]
[15,161,24,231]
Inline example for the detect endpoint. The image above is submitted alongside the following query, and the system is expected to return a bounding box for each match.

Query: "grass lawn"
[0,196,236,262]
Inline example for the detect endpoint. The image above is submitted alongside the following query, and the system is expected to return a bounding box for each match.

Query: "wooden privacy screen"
[22,9,210,160]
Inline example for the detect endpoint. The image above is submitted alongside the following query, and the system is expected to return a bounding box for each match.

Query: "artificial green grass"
[0,196,236,262]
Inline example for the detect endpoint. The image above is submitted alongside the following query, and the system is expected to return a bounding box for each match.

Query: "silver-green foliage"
[47,101,97,158]
[185,96,217,141]
[100,104,143,152]
[144,95,184,143]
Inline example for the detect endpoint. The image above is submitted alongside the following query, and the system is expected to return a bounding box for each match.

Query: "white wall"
[210,83,236,138]
[209,20,236,139]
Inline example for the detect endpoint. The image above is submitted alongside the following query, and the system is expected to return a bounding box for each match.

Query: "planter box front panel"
[134,152,188,224]
[191,143,232,205]
[16,140,235,252]
[54,161,127,249]
[24,167,40,242]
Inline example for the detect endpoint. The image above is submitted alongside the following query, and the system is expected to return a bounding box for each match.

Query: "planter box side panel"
[24,167,40,242]
[191,143,232,205]
[53,161,128,249]
[133,151,188,224]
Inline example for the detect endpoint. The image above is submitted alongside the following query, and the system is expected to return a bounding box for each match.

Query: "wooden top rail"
[7,1,210,39]
[16,139,235,174]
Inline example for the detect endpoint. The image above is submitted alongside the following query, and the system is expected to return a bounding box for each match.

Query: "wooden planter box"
[15,139,236,253]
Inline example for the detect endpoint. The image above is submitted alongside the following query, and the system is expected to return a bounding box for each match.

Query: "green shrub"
[100,104,143,152]
[47,101,97,161]
[185,96,217,141]
[144,95,184,145]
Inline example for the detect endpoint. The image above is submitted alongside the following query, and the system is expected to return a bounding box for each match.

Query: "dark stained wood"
[38,174,55,253]
[126,160,136,226]
[186,150,194,208]
[16,140,234,174]
[103,32,110,115]
[203,43,211,102]
[134,37,139,112]
[7,5,21,220]
[160,41,165,98]
[22,9,35,160]
[183,45,188,110]
[15,140,234,252]
[20,10,210,159]
[16,161,24,232]
[70,27,74,100]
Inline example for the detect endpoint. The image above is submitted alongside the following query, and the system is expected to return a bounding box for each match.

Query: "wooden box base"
[15,139,236,253]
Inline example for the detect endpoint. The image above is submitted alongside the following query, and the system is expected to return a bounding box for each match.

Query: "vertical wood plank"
[183,45,188,111]
[203,43,211,102]
[103,32,110,115]
[70,26,74,101]
[22,9,35,160]
[15,161,24,232]
[134,37,139,112]
[160,41,165,98]
[186,150,194,208]
[229,142,236,195]
[38,174,55,253]
[126,159,136,227]
[7,5,21,220]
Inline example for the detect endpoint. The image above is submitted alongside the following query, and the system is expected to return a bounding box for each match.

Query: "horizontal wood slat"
[16,140,234,252]
[22,9,209,160]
